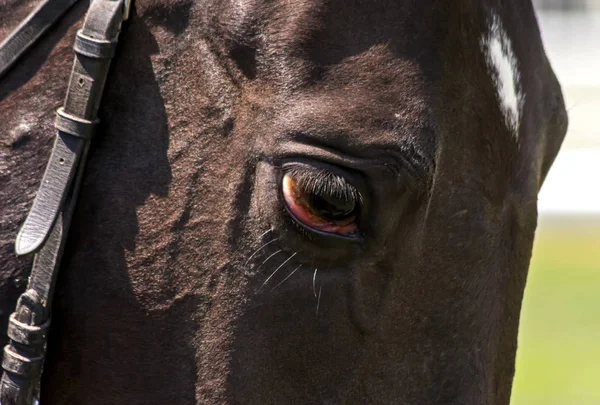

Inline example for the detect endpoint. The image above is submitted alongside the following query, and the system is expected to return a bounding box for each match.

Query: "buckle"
[123,0,132,20]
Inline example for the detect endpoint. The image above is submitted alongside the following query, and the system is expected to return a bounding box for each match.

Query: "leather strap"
[1,1,129,404]
[7,315,50,347]
[74,30,118,59]
[14,133,85,255]
[15,0,125,256]
[55,107,99,140]
[0,0,80,79]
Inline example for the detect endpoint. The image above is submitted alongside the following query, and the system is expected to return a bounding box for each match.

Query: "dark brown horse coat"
[0,0,567,404]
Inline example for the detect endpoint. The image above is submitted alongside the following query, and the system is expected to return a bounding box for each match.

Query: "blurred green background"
[511,218,600,405]
[511,1,600,404]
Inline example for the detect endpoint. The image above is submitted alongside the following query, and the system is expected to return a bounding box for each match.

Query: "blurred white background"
[534,0,600,216]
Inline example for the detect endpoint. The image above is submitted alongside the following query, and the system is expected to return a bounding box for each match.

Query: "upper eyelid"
[277,134,434,180]
[281,160,359,180]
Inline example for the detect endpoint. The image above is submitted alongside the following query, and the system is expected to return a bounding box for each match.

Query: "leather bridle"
[0,1,132,403]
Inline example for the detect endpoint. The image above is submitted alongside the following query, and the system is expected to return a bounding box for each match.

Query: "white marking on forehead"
[480,12,524,140]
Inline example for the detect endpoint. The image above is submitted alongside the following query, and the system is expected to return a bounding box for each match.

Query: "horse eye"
[282,172,359,237]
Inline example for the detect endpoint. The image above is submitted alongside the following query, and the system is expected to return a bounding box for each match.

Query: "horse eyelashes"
[284,166,361,204]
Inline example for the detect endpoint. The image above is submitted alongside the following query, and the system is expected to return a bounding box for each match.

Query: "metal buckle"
[123,0,132,20]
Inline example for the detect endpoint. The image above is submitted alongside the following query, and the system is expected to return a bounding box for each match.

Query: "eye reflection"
[281,169,360,237]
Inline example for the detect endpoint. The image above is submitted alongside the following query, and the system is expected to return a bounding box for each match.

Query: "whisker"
[244,237,279,265]
[316,285,323,316]
[312,268,318,298]
[260,252,297,290]
[258,229,273,239]
[273,264,302,290]
[566,99,584,113]
[253,249,283,273]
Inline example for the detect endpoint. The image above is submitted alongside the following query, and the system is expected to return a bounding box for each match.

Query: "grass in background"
[511,217,600,405]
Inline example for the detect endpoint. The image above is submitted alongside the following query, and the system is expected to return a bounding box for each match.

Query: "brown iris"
[282,172,359,236]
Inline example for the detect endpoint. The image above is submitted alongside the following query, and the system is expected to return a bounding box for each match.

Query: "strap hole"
[59,158,65,165]
[78,78,85,87]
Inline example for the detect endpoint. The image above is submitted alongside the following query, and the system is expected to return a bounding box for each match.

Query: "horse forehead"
[479,10,524,140]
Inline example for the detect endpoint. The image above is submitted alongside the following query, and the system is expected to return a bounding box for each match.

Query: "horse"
[0,0,568,403]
